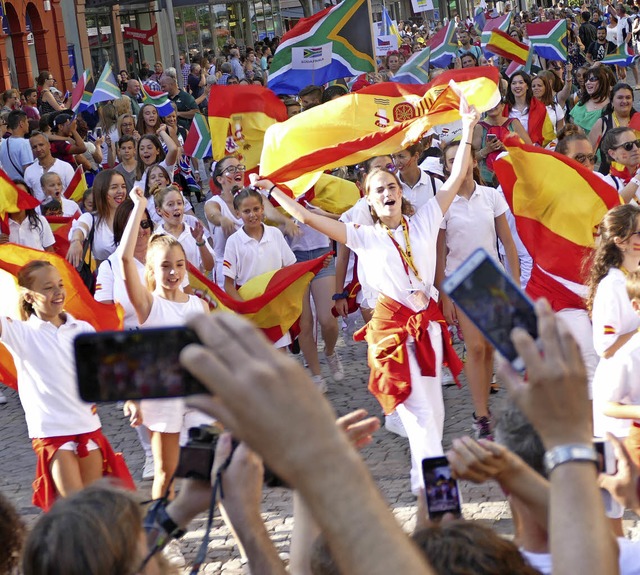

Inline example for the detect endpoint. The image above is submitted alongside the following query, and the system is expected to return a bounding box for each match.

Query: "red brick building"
[0,0,73,91]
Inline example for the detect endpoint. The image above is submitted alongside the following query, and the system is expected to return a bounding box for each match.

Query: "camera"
[175,424,221,482]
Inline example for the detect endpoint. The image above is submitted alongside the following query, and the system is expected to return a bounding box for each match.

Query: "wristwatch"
[543,443,598,475]
[332,291,349,301]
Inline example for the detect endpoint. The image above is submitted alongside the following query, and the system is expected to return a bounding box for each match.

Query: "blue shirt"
[0,135,34,180]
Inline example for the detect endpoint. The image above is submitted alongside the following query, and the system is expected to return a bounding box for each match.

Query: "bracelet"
[70,238,82,245]
[267,184,277,198]
[332,290,349,301]
[196,240,206,247]
[543,443,598,475]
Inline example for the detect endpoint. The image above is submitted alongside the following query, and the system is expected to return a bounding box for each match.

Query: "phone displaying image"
[95,127,103,139]
[442,248,538,372]
[486,133,498,141]
[422,457,462,520]
[74,327,207,402]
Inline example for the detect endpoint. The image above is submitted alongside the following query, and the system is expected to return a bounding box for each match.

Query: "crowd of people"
[4,2,640,573]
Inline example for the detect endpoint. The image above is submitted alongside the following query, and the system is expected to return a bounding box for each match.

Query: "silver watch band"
[543,443,598,475]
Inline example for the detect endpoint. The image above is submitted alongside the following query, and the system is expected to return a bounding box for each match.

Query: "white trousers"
[555,308,598,390]
[394,323,446,494]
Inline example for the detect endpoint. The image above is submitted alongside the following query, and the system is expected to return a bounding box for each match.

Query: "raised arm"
[435,105,480,215]
[120,187,154,323]
[253,179,348,245]
[156,124,179,166]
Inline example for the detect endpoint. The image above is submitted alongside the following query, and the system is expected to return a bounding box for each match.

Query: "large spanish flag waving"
[188,253,327,342]
[494,139,621,309]
[0,170,41,233]
[260,68,501,194]
[486,29,529,65]
[208,85,288,171]
[0,244,124,390]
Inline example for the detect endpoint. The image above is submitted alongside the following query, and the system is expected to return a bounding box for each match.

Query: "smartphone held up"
[74,326,207,402]
[422,456,462,520]
[442,248,538,372]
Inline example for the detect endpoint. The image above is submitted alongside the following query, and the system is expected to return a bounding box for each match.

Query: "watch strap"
[543,443,598,475]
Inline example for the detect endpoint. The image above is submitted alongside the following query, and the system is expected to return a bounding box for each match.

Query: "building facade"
[0,0,73,91]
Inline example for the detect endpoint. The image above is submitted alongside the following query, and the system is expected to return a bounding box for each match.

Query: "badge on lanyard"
[407,289,429,310]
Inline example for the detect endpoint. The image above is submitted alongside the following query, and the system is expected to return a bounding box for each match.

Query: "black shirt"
[586,39,616,61]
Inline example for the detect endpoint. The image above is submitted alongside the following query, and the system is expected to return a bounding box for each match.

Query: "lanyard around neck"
[382,218,423,284]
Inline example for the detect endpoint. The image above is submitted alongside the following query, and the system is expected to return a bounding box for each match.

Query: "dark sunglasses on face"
[140,219,153,229]
[612,139,640,152]
[571,153,597,165]
[586,76,598,82]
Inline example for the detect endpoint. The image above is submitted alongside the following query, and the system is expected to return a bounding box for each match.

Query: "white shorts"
[58,439,100,452]
[141,398,185,433]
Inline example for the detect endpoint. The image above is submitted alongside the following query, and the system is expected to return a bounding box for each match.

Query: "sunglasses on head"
[612,139,640,152]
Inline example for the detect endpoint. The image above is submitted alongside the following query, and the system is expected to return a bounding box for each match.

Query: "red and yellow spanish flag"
[528,98,556,146]
[260,68,501,194]
[486,29,529,65]
[188,254,327,342]
[0,169,41,233]
[494,139,621,309]
[208,85,288,171]
[0,244,124,390]
[64,167,88,203]
[46,215,78,257]
[629,112,640,137]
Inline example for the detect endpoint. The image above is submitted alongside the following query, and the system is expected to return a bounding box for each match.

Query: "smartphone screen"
[422,457,462,519]
[75,327,207,402]
[594,439,617,475]
[95,127,103,139]
[442,248,538,370]
[486,134,497,141]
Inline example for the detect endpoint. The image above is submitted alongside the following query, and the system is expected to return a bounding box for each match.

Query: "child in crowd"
[223,187,297,349]
[0,260,133,510]
[39,172,81,217]
[153,185,214,275]
[593,270,640,467]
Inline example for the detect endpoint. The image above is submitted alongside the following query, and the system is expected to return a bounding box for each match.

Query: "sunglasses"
[571,153,597,165]
[586,76,599,82]
[611,139,640,152]
[140,219,153,230]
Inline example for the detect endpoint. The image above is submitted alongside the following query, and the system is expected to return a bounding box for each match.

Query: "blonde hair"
[18,261,56,320]
[145,234,187,291]
[40,171,62,189]
[627,270,640,302]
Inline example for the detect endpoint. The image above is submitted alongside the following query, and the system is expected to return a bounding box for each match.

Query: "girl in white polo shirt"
[436,141,520,441]
[1,181,55,252]
[223,187,297,349]
[120,186,209,500]
[251,102,479,494]
[0,260,133,510]
[153,185,214,275]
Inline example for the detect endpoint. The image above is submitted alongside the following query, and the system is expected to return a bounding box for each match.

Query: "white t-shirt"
[8,214,55,250]
[155,215,214,273]
[398,170,442,211]
[205,195,243,287]
[340,197,378,306]
[346,197,443,312]
[288,223,330,252]
[69,212,115,263]
[24,159,75,202]
[593,330,640,438]
[547,102,565,131]
[223,224,296,287]
[0,314,100,438]
[95,251,146,330]
[592,267,640,357]
[441,185,509,277]
[509,107,529,134]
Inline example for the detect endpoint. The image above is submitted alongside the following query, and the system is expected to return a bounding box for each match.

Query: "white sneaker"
[0,390,7,405]
[441,368,456,387]
[163,539,186,567]
[311,374,328,394]
[325,352,344,382]
[385,411,408,438]
[142,455,154,480]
